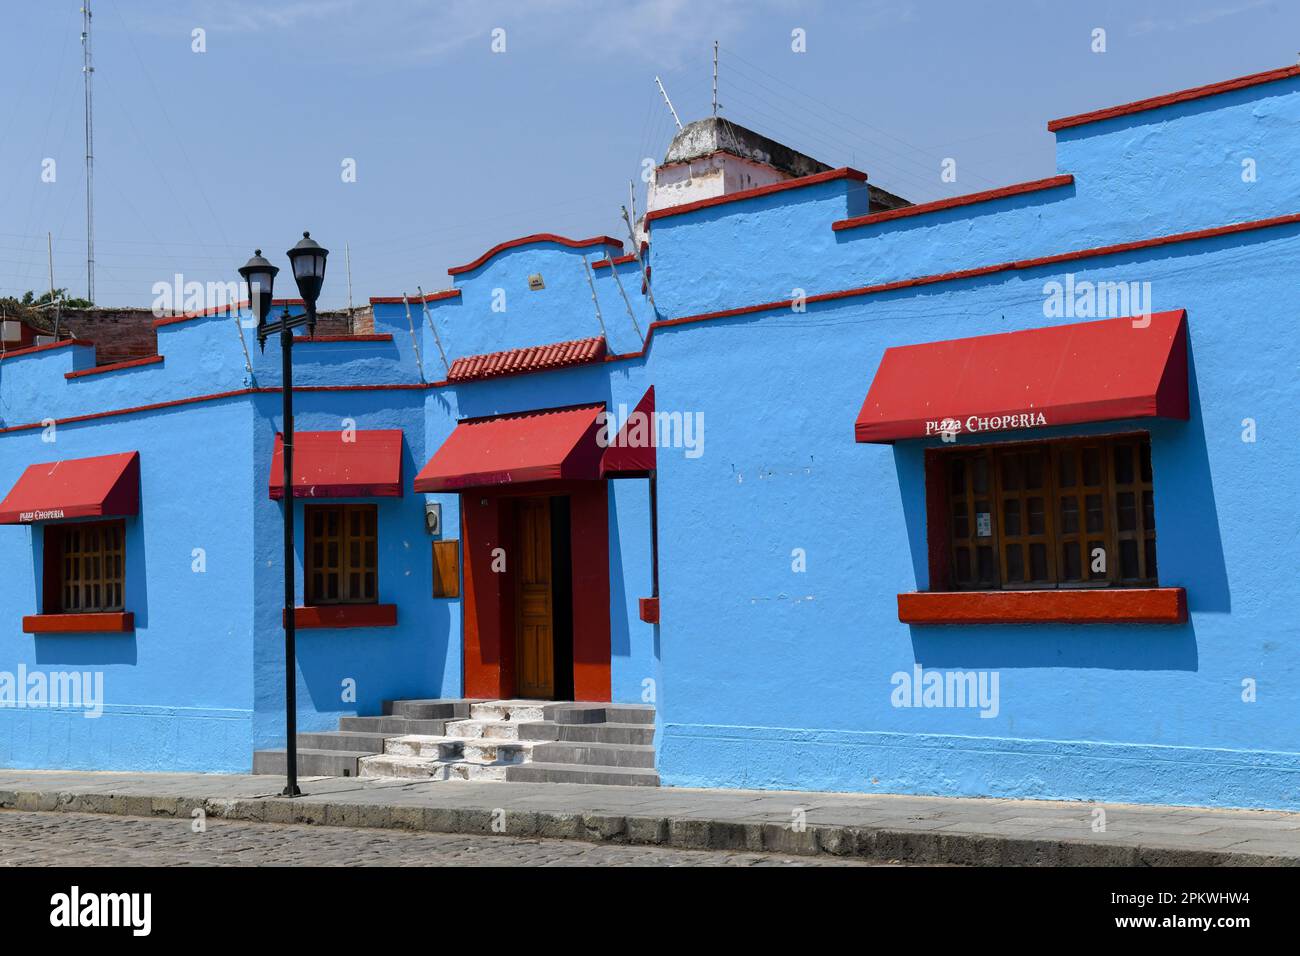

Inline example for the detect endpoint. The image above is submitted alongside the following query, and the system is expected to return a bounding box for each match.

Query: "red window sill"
[23,612,135,634]
[897,588,1187,625]
[284,604,398,629]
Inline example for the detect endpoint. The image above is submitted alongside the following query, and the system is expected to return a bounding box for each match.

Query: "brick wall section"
[51,305,373,365]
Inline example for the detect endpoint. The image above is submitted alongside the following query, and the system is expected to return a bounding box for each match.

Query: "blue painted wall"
[2,69,1298,809]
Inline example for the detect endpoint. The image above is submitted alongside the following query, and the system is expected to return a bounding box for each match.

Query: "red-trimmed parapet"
[23,612,135,634]
[286,605,398,629]
[447,337,607,384]
[369,289,461,306]
[153,299,304,329]
[291,334,394,343]
[447,234,624,276]
[645,167,867,224]
[65,355,164,380]
[897,588,1187,625]
[833,175,1074,232]
[0,340,95,363]
[638,597,660,624]
[1048,63,1300,132]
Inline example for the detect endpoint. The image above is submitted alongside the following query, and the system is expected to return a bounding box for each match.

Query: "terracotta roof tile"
[447,336,607,383]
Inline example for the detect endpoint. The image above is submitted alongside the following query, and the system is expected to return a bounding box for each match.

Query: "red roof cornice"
[644,167,867,224]
[447,234,623,276]
[369,289,461,306]
[448,336,607,384]
[1048,63,1300,132]
[833,175,1074,232]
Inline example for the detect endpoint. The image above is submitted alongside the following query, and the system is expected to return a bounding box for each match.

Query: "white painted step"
[444,719,521,740]
[358,754,509,781]
[382,735,464,759]
[470,700,547,722]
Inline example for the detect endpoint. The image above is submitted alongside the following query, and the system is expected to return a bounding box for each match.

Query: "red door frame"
[460,479,611,701]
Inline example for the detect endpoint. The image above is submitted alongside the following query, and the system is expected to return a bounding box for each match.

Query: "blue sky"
[1,0,1295,308]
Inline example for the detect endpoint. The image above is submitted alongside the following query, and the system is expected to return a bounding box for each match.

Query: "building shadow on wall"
[892,340,1226,672]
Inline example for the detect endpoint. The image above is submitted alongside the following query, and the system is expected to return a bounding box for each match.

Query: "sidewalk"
[2,769,1297,865]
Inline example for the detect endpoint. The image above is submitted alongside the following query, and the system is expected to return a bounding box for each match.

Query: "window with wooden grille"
[305,504,378,605]
[47,520,126,612]
[940,434,1157,590]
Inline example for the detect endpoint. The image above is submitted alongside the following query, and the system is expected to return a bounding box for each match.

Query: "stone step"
[547,703,656,726]
[358,754,510,782]
[383,699,476,721]
[517,721,654,745]
[297,731,396,753]
[469,700,547,723]
[531,740,657,768]
[504,762,660,787]
[461,738,533,764]
[338,715,450,735]
[253,748,369,778]
[444,719,521,740]
[382,735,465,760]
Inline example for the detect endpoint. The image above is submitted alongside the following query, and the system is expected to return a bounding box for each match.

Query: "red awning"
[269,430,403,499]
[601,386,656,477]
[414,404,605,492]
[855,310,1189,443]
[0,451,140,524]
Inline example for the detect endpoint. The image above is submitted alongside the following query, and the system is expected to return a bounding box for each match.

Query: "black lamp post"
[239,232,328,798]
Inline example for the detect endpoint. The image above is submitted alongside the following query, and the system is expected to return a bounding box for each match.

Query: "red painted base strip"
[638,596,660,624]
[897,588,1187,625]
[23,612,135,634]
[286,604,398,629]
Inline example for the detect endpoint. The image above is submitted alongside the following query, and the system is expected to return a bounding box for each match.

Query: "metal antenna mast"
[81,2,95,304]
[655,76,683,131]
[712,41,719,116]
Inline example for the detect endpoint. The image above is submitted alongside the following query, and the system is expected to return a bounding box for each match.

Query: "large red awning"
[269,430,404,499]
[414,404,605,492]
[0,451,140,524]
[855,310,1189,443]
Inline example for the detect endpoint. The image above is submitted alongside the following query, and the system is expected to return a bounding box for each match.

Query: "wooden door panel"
[515,498,554,698]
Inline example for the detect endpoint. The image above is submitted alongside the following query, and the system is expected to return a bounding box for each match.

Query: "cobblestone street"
[0,810,888,866]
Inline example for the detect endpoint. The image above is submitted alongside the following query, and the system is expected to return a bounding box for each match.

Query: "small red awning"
[855,310,1189,443]
[269,430,404,499]
[0,451,140,524]
[601,386,656,477]
[414,404,605,492]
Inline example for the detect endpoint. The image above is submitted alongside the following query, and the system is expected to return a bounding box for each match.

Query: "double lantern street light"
[239,232,329,797]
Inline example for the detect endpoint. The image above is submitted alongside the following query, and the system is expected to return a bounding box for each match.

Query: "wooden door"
[514,498,554,698]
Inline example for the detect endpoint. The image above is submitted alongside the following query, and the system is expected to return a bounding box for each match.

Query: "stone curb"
[0,786,1294,866]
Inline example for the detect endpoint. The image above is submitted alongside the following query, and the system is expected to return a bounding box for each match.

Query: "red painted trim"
[153,299,303,329]
[1048,64,1300,132]
[65,355,163,379]
[0,340,93,362]
[292,334,393,343]
[369,289,461,306]
[448,235,624,276]
[286,604,398,629]
[644,167,868,224]
[655,210,1300,335]
[833,175,1074,232]
[638,596,660,624]
[897,588,1187,625]
[23,612,134,634]
[592,254,638,269]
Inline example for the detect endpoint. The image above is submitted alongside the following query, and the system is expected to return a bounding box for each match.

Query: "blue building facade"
[2,64,1298,809]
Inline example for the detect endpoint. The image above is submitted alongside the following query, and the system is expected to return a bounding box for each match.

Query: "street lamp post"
[239,232,329,798]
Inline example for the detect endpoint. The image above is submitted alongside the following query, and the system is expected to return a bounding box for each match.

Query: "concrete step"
[383,699,476,721]
[297,731,396,753]
[462,738,533,765]
[469,700,547,723]
[253,748,369,778]
[531,740,656,768]
[358,754,510,782]
[338,715,450,735]
[444,719,521,740]
[546,703,656,726]
[519,722,654,745]
[504,762,660,787]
